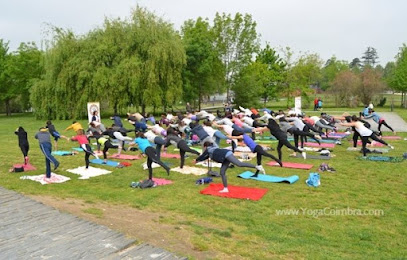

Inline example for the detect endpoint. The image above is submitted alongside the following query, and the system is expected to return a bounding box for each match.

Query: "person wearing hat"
[35,127,60,180]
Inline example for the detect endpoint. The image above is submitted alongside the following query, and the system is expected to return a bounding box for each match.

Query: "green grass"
[1,113,407,259]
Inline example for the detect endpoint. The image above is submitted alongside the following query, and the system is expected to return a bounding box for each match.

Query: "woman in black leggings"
[15,127,29,165]
[196,142,263,193]
[267,119,306,161]
[164,132,200,168]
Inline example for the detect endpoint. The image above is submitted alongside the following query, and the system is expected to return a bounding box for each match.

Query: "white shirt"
[203,126,217,138]
[144,131,157,143]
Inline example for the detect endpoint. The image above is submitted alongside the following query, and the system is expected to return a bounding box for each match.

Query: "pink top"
[71,135,89,145]
[233,117,244,127]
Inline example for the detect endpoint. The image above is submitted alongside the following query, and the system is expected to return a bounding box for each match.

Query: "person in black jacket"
[196,142,263,193]
[15,127,29,165]
[46,120,62,150]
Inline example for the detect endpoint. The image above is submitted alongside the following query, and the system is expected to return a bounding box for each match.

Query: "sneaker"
[54,162,60,171]
[255,165,266,174]
[315,135,322,140]
[389,145,394,150]
[219,187,229,193]
[302,152,307,160]
[251,173,259,178]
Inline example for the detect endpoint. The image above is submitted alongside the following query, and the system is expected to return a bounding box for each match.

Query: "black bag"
[13,166,24,172]
[139,179,156,189]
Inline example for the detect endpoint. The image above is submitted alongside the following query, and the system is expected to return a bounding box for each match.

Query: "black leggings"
[277,138,302,161]
[291,129,319,148]
[81,144,96,168]
[20,144,29,158]
[103,141,117,159]
[145,146,171,179]
[177,140,200,168]
[219,154,256,188]
[154,136,166,160]
[378,120,394,133]
[254,145,279,165]
[360,133,388,156]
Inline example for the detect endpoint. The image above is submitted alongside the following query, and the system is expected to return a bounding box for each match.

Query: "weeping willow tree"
[31,6,185,119]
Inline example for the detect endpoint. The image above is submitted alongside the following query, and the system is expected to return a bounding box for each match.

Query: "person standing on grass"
[134,132,171,180]
[164,129,201,169]
[363,109,397,136]
[65,129,99,169]
[15,127,29,165]
[340,115,394,157]
[35,127,60,180]
[195,142,263,193]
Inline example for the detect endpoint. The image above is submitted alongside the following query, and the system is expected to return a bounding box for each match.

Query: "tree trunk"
[113,102,118,115]
[5,99,11,116]
[141,104,146,115]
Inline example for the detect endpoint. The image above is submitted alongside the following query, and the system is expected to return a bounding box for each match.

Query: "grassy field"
[0,112,406,259]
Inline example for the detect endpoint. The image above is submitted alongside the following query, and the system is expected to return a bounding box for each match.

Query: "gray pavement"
[0,186,186,260]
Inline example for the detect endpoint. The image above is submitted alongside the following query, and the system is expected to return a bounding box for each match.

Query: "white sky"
[1,0,406,65]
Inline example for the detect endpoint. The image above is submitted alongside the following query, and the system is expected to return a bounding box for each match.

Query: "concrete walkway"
[0,186,186,260]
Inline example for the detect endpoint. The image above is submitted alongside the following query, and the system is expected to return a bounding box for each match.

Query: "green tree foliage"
[390,44,407,107]
[255,44,286,104]
[0,40,42,115]
[320,56,348,90]
[284,52,323,107]
[212,12,260,101]
[233,61,268,107]
[361,46,379,68]
[349,57,363,73]
[181,17,224,110]
[331,70,360,107]
[31,7,185,119]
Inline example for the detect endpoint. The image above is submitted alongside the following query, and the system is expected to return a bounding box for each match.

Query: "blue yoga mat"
[52,151,76,156]
[90,159,120,167]
[238,171,299,184]
[72,147,83,152]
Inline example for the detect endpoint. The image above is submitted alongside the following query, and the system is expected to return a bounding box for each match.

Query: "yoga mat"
[347,147,389,153]
[290,153,331,160]
[381,136,401,140]
[196,161,223,168]
[238,171,299,184]
[72,147,83,152]
[90,159,120,167]
[152,178,173,186]
[356,156,404,163]
[13,163,36,171]
[267,161,313,170]
[304,142,335,148]
[161,153,181,159]
[108,154,141,160]
[355,140,385,147]
[200,183,268,201]
[256,140,278,144]
[52,151,77,156]
[20,173,70,185]
[171,166,208,176]
[308,138,337,143]
[66,166,112,179]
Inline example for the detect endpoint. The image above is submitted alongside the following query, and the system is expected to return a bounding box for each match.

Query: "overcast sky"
[1,0,406,65]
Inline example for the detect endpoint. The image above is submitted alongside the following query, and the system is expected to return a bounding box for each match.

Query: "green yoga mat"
[356,156,404,163]
[238,171,299,184]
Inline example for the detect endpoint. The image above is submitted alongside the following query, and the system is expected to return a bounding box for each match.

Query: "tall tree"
[255,44,286,104]
[181,17,224,110]
[212,12,260,102]
[331,70,360,107]
[320,56,349,90]
[358,67,385,105]
[362,47,379,67]
[349,57,363,72]
[390,44,407,107]
[0,39,12,115]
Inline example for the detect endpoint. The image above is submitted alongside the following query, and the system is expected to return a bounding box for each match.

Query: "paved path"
[364,112,407,132]
[0,186,186,260]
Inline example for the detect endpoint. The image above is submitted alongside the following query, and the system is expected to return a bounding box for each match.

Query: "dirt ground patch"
[29,195,220,259]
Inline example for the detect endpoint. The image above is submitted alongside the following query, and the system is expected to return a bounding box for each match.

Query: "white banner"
[87,102,101,123]
[294,97,302,115]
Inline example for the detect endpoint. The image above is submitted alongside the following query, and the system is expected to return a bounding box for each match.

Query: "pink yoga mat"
[381,136,401,140]
[160,153,181,159]
[13,163,36,171]
[108,154,140,160]
[304,142,335,148]
[152,178,173,186]
[267,161,313,170]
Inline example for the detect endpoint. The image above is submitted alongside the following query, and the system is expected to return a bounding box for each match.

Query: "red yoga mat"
[267,161,313,170]
[381,136,401,140]
[161,153,181,159]
[13,163,36,171]
[304,142,335,148]
[200,183,268,201]
[108,154,140,160]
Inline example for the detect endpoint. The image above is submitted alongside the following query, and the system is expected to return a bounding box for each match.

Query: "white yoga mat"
[196,161,222,168]
[20,173,71,185]
[67,166,112,179]
[171,166,208,176]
